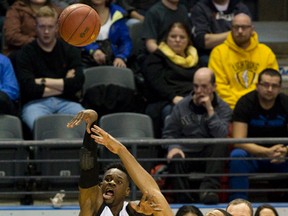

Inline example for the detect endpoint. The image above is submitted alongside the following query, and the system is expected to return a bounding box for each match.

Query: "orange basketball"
[58,3,101,47]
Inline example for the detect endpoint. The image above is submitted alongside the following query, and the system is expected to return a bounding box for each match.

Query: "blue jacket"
[83,4,132,61]
[0,54,19,101]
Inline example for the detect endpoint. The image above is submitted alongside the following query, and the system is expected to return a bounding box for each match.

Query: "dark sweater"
[16,39,84,104]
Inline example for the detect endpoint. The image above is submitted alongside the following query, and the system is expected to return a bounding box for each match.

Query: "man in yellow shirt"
[208,13,278,109]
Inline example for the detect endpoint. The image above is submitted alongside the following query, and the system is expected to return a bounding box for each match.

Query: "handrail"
[1,138,288,202]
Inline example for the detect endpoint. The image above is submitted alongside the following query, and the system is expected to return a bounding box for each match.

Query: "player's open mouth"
[103,189,114,199]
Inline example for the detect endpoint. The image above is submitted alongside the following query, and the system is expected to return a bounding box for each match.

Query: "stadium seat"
[98,112,157,171]
[82,66,138,115]
[33,114,85,191]
[0,115,27,192]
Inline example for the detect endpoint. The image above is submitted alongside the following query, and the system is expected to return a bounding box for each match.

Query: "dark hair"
[210,72,216,85]
[104,162,131,185]
[80,0,112,7]
[258,68,282,85]
[254,204,279,216]
[175,205,203,216]
[227,198,253,216]
[162,22,192,46]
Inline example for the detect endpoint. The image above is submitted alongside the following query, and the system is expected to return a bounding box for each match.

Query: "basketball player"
[67,109,173,216]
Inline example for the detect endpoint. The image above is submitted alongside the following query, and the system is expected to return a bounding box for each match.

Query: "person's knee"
[230,148,248,158]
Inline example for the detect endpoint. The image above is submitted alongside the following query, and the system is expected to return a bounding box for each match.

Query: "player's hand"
[130,191,162,215]
[91,125,122,154]
[113,58,126,68]
[67,109,98,134]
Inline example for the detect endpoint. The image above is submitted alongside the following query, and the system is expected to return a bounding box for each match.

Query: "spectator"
[208,13,278,110]
[80,0,132,69]
[162,67,232,204]
[51,0,79,9]
[0,1,10,17]
[66,109,174,216]
[114,0,158,26]
[205,209,232,216]
[229,68,288,201]
[143,21,199,137]
[190,0,251,66]
[3,0,60,60]
[15,6,84,131]
[255,204,279,216]
[142,0,190,54]
[0,0,12,51]
[226,198,253,216]
[175,205,203,216]
[0,53,19,115]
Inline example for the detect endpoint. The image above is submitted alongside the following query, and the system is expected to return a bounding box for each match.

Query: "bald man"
[190,0,251,66]
[162,67,232,204]
[226,199,253,216]
[208,13,278,110]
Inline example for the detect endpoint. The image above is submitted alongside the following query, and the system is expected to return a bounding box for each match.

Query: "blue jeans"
[229,148,288,201]
[22,97,84,130]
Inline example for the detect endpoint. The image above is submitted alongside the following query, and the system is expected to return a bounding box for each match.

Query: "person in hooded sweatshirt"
[208,13,278,110]
[190,0,251,66]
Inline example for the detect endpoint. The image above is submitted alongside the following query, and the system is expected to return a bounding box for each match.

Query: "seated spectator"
[51,0,79,9]
[80,0,132,69]
[0,53,19,115]
[142,0,191,55]
[190,0,251,66]
[162,67,232,204]
[208,13,278,110]
[115,0,158,26]
[226,198,253,216]
[143,21,199,137]
[3,0,60,62]
[205,209,232,216]
[229,68,288,201]
[0,0,12,51]
[15,6,84,131]
[255,204,279,216]
[175,205,203,216]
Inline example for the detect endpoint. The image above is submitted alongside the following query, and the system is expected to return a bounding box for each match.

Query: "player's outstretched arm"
[67,109,102,216]
[91,125,173,216]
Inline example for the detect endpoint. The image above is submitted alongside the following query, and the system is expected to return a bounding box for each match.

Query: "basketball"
[58,3,101,47]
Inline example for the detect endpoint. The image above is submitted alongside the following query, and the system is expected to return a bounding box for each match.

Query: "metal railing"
[1,138,288,203]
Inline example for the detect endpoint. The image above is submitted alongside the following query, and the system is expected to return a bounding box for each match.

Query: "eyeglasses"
[231,25,252,30]
[193,84,211,91]
[258,82,281,90]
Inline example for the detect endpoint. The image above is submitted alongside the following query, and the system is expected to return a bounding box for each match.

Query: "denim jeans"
[229,148,288,201]
[22,97,84,130]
